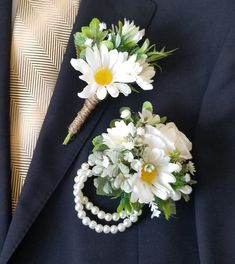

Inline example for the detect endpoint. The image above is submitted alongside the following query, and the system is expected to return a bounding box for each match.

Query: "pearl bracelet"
[73,162,142,234]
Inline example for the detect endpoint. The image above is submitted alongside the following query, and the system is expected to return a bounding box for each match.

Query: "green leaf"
[182,194,190,202]
[96,177,110,196]
[117,197,125,213]
[131,202,143,212]
[115,34,121,47]
[74,32,86,47]
[156,198,176,220]
[96,177,120,197]
[93,144,109,151]
[142,101,153,113]
[79,18,108,44]
[160,116,167,124]
[92,135,108,151]
[172,177,186,190]
[92,135,103,146]
[128,84,140,93]
[169,149,181,163]
[101,40,114,49]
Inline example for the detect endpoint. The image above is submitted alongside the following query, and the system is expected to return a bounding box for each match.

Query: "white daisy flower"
[102,120,135,149]
[130,148,179,204]
[71,44,141,100]
[122,19,145,43]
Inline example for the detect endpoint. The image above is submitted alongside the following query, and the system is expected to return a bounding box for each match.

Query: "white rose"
[157,122,192,160]
[143,125,175,154]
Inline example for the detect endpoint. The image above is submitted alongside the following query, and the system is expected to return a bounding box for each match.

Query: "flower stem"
[63,132,73,145]
[62,95,100,145]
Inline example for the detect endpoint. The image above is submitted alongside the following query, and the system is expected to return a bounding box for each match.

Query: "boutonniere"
[63,18,174,144]
[73,102,196,234]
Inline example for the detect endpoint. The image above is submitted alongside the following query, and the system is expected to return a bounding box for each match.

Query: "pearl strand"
[73,163,142,234]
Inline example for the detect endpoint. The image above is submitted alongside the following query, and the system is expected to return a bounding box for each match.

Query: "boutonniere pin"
[63,18,174,144]
[73,102,196,234]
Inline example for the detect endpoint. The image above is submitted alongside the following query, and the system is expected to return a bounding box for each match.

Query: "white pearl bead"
[74,196,80,203]
[103,225,110,234]
[89,220,97,230]
[82,217,91,226]
[95,224,103,233]
[118,223,126,232]
[104,213,112,222]
[110,225,118,234]
[91,206,99,215]
[76,171,81,177]
[77,210,86,219]
[73,189,79,196]
[130,215,138,223]
[97,211,105,219]
[82,163,89,170]
[73,183,79,190]
[80,175,87,183]
[85,202,93,210]
[78,182,84,189]
[74,176,79,183]
[75,204,83,212]
[86,170,92,177]
[119,211,126,219]
[112,213,120,221]
[124,219,132,228]
[82,196,88,204]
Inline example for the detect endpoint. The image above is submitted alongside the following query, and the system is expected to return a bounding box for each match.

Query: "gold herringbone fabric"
[10,0,80,210]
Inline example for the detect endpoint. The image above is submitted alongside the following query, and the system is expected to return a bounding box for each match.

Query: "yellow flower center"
[94,69,113,86]
[141,163,158,185]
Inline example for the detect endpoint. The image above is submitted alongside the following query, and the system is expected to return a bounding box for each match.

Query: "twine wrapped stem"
[63,95,100,145]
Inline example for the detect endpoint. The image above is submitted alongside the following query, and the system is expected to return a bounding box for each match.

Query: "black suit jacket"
[0,0,235,263]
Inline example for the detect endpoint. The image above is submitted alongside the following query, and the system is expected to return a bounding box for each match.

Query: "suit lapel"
[0,0,157,262]
[0,0,12,254]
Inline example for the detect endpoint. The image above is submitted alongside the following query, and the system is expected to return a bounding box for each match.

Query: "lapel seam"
[146,0,158,31]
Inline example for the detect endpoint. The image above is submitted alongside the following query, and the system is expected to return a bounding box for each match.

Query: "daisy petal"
[171,191,181,201]
[70,58,90,74]
[100,44,109,68]
[109,49,119,69]
[96,86,107,100]
[114,83,132,96]
[77,84,97,99]
[151,185,168,200]
[107,84,120,98]
[85,46,101,70]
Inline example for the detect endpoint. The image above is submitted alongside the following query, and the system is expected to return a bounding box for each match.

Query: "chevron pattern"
[10,0,80,210]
